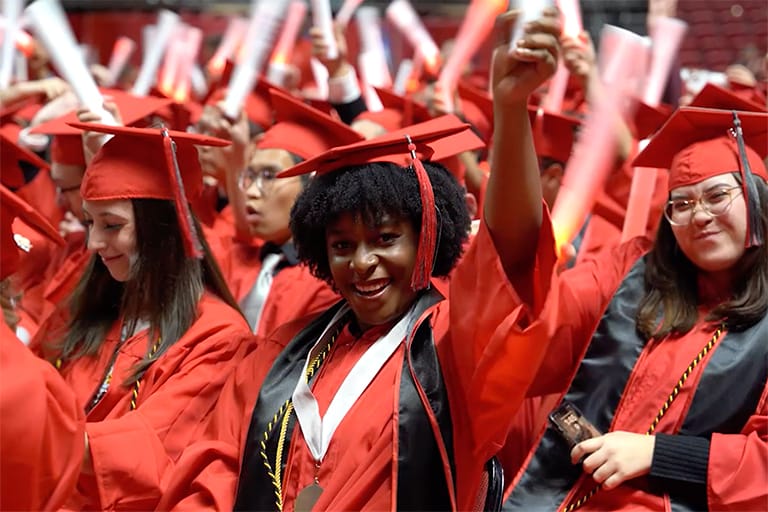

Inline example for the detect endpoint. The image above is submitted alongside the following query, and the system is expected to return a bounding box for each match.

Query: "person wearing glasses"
[503,107,768,511]
[204,87,362,336]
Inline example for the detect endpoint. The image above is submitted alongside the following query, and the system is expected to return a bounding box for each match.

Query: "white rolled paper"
[334,0,364,27]
[310,0,337,60]
[643,16,688,106]
[190,64,208,99]
[355,7,392,88]
[309,57,329,99]
[508,0,553,51]
[207,17,248,76]
[105,36,136,88]
[132,9,180,96]
[223,0,290,119]
[393,59,413,96]
[173,26,202,102]
[0,0,22,88]
[25,0,111,121]
[386,0,440,74]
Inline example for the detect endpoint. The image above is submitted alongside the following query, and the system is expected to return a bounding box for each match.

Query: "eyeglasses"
[238,166,280,194]
[664,186,742,226]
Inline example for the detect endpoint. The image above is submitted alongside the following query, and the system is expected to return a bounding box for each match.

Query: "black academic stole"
[504,257,768,512]
[233,289,455,511]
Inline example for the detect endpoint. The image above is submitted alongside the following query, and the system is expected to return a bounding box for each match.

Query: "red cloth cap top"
[1,183,64,280]
[258,88,364,160]
[66,123,229,202]
[527,107,582,164]
[628,100,673,140]
[354,87,433,133]
[279,115,482,178]
[0,129,50,189]
[632,107,768,190]
[689,83,767,113]
[457,81,494,143]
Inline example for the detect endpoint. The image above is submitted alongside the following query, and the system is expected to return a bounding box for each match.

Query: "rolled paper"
[270,0,307,65]
[354,7,392,89]
[105,36,136,88]
[393,58,413,96]
[0,0,22,88]
[643,16,687,106]
[598,25,650,90]
[142,24,156,61]
[158,25,186,97]
[132,9,180,96]
[542,0,582,112]
[310,0,337,60]
[551,25,648,252]
[190,63,208,99]
[386,0,440,75]
[358,50,391,99]
[24,0,111,120]
[558,0,583,38]
[621,165,659,242]
[266,61,291,88]
[508,0,552,51]
[309,56,329,99]
[223,0,289,119]
[334,0,364,28]
[172,26,202,103]
[439,0,509,111]
[13,50,27,82]
[207,17,248,77]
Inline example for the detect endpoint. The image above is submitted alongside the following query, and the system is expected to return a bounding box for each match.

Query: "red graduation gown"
[158,216,559,511]
[504,238,768,511]
[0,322,84,511]
[46,292,255,510]
[223,240,340,338]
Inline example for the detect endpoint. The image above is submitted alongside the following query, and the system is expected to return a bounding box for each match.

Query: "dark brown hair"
[56,198,240,383]
[637,175,768,340]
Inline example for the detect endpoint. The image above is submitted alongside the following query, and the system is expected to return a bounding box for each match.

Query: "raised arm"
[485,9,561,280]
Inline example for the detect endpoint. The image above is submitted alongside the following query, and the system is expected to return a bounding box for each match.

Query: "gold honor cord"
[563,324,725,512]
[259,328,343,511]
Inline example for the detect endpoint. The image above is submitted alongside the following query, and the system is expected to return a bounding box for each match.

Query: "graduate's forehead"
[326,210,411,234]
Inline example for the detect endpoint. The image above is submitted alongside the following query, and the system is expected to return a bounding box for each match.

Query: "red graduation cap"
[633,106,768,247]
[258,87,364,160]
[279,115,482,290]
[527,107,582,164]
[354,87,433,133]
[457,81,494,144]
[0,128,50,189]
[689,82,767,113]
[65,122,230,258]
[1,184,64,280]
[627,100,673,140]
[29,89,174,166]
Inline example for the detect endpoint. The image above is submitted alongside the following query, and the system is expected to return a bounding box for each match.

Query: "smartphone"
[548,401,602,450]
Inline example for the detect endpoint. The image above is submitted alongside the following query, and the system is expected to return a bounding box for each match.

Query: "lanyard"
[292,303,414,463]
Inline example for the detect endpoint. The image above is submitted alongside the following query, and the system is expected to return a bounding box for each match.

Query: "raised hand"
[492,8,562,108]
[571,431,655,490]
[309,23,349,78]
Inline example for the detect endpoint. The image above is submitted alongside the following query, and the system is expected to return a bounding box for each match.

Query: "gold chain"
[562,323,725,512]
[259,328,342,511]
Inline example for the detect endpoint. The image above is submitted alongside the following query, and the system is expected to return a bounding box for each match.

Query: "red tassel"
[406,138,437,290]
[161,128,204,259]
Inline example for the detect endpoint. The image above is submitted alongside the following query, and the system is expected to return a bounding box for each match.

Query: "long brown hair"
[56,198,241,382]
[637,176,768,340]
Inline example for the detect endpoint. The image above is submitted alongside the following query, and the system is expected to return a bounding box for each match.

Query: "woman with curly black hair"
[160,9,563,512]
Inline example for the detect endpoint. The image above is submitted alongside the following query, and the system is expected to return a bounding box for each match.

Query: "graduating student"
[32,123,254,510]
[158,10,562,511]
[503,107,768,511]
[0,185,83,512]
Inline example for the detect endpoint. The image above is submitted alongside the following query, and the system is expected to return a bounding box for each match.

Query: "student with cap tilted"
[30,122,254,510]
[205,87,359,337]
[0,184,84,512]
[158,9,562,511]
[502,106,768,511]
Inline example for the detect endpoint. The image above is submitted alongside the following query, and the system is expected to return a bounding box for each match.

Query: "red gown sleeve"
[707,383,768,511]
[438,204,560,510]
[0,323,85,511]
[157,319,308,510]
